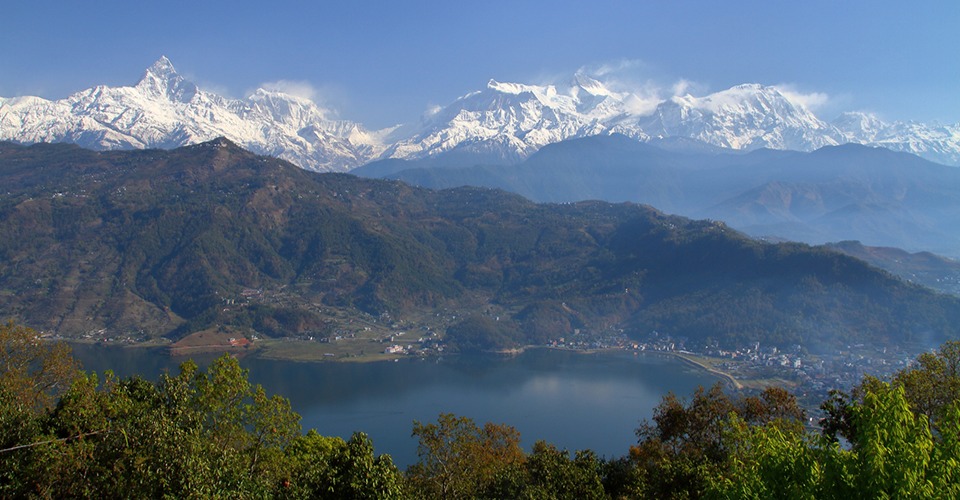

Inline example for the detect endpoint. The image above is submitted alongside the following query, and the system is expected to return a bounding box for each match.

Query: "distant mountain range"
[1,139,958,353]
[2,57,958,171]
[357,136,960,257]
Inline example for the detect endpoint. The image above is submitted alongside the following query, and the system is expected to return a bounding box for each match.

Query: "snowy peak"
[142,56,178,82]
[385,74,645,162]
[571,73,613,97]
[0,57,389,171]
[1,57,959,170]
[833,111,888,141]
[384,78,604,162]
[642,83,840,151]
[678,84,786,111]
[831,112,960,166]
[668,84,807,118]
[486,79,536,95]
[135,56,198,102]
[246,87,333,128]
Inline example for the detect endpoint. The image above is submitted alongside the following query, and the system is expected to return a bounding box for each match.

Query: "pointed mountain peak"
[142,56,178,82]
[487,79,520,93]
[151,56,175,71]
[136,56,197,102]
[571,73,615,98]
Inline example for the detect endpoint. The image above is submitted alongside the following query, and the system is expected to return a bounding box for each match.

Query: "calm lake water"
[70,345,718,468]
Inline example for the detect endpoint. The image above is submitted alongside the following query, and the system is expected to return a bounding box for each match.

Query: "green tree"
[630,383,806,498]
[408,413,524,499]
[891,340,960,430]
[279,430,406,499]
[1,340,409,499]
[2,354,303,497]
[486,440,606,500]
[0,322,81,495]
[704,415,820,499]
[822,341,960,446]
[0,321,79,411]
[708,383,960,499]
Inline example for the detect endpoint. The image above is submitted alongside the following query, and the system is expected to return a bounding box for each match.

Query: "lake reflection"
[71,345,718,468]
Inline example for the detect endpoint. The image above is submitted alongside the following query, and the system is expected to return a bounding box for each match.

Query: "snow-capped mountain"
[638,84,844,151]
[381,75,640,163]
[833,112,960,166]
[381,78,960,166]
[2,56,959,170]
[0,57,390,171]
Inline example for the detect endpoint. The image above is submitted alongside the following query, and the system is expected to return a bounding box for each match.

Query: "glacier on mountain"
[1,56,958,171]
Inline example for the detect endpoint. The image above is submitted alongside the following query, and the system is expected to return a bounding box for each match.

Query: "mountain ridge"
[1,57,958,171]
[1,139,958,353]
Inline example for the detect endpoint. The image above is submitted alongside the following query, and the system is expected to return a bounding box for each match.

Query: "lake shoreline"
[62,338,743,391]
[667,352,743,390]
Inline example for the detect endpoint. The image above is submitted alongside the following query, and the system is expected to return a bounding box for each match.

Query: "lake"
[70,345,719,468]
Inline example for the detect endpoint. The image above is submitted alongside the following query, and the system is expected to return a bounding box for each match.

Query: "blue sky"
[2,0,957,128]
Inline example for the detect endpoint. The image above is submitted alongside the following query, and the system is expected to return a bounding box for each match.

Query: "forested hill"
[1,139,958,352]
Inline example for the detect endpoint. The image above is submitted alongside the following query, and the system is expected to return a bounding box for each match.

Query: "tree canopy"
[3,322,960,497]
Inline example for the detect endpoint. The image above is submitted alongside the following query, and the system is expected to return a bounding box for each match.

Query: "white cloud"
[573,59,712,115]
[578,58,646,78]
[622,94,662,116]
[776,84,830,111]
[259,79,318,100]
[669,78,709,97]
[252,80,352,120]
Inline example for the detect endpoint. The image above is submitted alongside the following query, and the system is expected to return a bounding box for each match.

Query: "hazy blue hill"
[358,138,960,256]
[1,139,959,353]
[825,241,960,296]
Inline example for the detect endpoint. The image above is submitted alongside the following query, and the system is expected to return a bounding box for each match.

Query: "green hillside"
[1,139,957,353]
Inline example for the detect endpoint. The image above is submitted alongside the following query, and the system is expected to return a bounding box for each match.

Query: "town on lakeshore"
[55,289,923,422]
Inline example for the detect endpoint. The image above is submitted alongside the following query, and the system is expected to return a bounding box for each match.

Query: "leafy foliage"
[0,322,79,411]
[0,335,402,498]
[408,413,524,499]
[629,384,806,497]
[5,328,960,497]
[708,384,960,499]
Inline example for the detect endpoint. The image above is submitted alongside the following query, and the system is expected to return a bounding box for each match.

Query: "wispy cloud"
[578,58,647,78]
[259,79,319,101]
[670,78,710,97]
[253,80,352,119]
[776,84,830,111]
[574,59,715,115]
